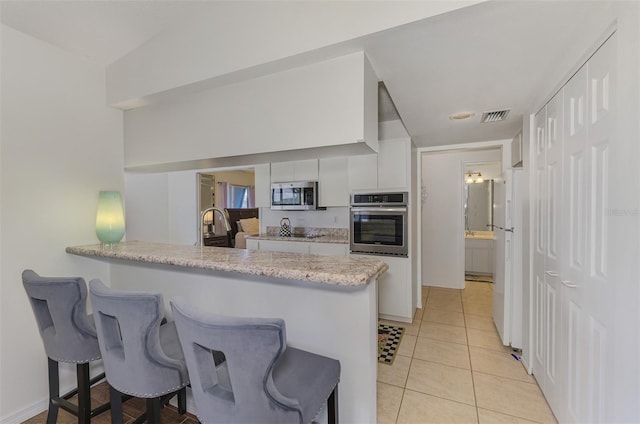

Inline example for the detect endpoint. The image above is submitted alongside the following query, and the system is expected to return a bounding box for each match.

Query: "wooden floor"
[22,382,198,424]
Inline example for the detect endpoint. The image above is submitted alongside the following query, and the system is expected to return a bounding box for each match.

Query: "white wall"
[421,148,501,289]
[123,52,377,169]
[124,171,198,245]
[260,207,349,232]
[0,25,124,422]
[106,1,481,106]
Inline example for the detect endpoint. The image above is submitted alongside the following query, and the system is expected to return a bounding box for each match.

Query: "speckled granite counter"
[66,241,385,287]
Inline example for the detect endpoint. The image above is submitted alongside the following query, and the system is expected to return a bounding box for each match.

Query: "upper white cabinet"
[318,157,349,207]
[270,159,318,182]
[348,138,411,191]
[253,163,271,208]
[378,138,410,189]
[294,159,319,181]
[348,154,378,190]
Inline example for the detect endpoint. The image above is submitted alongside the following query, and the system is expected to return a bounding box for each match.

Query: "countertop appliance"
[350,192,408,257]
[271,181,318,210]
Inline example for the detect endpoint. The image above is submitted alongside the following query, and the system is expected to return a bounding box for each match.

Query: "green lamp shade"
[96,191,125,244]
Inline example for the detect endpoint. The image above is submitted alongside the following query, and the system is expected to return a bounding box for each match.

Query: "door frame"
[416,140,511,308]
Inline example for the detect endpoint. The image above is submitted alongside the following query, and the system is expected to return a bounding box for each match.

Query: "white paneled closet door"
[582,33,615,424]
[560,60,588,424]
[544,90,564,415]
[531,32,617,423]
[531,108,547,386]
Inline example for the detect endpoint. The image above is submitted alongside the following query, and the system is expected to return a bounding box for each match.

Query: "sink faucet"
[197,207,231,246]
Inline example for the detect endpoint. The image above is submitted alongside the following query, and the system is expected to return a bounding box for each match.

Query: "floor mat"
[378,324,404,365]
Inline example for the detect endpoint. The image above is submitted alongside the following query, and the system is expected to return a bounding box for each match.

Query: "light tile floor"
[377,282,558,424]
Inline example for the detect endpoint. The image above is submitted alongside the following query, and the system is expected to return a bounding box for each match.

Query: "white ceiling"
[0,1,614,148]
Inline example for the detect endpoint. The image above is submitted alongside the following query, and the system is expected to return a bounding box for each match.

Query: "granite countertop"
[66,241,387,287]
[247,234,348,244]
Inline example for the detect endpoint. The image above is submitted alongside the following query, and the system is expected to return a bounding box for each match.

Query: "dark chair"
[170,298,340,424]
[88,279,189,424]
[22,269,111,423]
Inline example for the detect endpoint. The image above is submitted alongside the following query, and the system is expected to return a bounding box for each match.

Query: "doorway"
[463,161,501,283]
[197,167,256,244]
[419,146,502,291]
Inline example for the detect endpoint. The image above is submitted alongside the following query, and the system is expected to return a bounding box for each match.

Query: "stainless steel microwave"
[271,181,318,210]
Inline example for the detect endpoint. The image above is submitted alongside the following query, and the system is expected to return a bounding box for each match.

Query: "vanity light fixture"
[96,191,125,246]
[465,172,484,184]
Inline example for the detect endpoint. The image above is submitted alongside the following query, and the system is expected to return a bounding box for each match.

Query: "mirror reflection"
[464,180,493,232]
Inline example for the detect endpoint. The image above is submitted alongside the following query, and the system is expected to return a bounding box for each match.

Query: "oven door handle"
[351,207,407,213]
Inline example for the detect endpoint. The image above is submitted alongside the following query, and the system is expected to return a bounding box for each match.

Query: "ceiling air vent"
[481,109,511,123]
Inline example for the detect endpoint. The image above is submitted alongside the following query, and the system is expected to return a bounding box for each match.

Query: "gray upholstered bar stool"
[22,269,111,423]
[88,279,188,424]
[171,298,341,424]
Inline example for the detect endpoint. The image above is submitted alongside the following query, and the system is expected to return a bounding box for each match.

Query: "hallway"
[377,282,557,423]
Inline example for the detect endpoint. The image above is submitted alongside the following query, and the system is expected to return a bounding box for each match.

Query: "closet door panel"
[562,62,588,424]
[531,108,547,382]
[544,91,564,411]
[584,34,616,424]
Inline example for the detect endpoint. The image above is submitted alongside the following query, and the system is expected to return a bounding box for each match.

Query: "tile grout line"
[461,286,482,424]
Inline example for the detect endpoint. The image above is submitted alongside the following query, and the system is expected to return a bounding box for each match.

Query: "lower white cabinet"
[309,243,348,256]
[464,238,494,274]
[377,256,412,322]
[249,240,413,322]
[255,239,309,254]
[351,254,413,322]
[246,239,347,256]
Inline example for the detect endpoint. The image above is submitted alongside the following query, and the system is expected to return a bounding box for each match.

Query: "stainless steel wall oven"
[350,192,408,257]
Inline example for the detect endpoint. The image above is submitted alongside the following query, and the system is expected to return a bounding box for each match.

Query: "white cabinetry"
[246,239,347,256]
[254,163,271,208]
[347,154,377,190]
[464,238,494,274]
[309,243,348,256]
[352,254,412,322]
[378,256,412,322]
[347,138,411,191]
[318,157,349,207]
[378,138,410,189]
[270,159,319,182]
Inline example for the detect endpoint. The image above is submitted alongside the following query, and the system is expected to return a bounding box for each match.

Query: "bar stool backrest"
[22,269,101,363]
[89,279,188,398]
[171,298,303,423]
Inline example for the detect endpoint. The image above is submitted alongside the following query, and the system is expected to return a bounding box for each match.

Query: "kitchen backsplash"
[259,206,349,231]
[265,226,349,238]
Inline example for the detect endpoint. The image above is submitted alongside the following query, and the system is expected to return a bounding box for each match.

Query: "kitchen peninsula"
[66,241,387,423]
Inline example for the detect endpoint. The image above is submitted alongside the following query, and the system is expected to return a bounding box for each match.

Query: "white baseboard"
[1,366,105,424]
[1,399,47,424]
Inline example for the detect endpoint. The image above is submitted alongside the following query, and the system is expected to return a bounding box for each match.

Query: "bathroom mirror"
[465,180,493,231]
